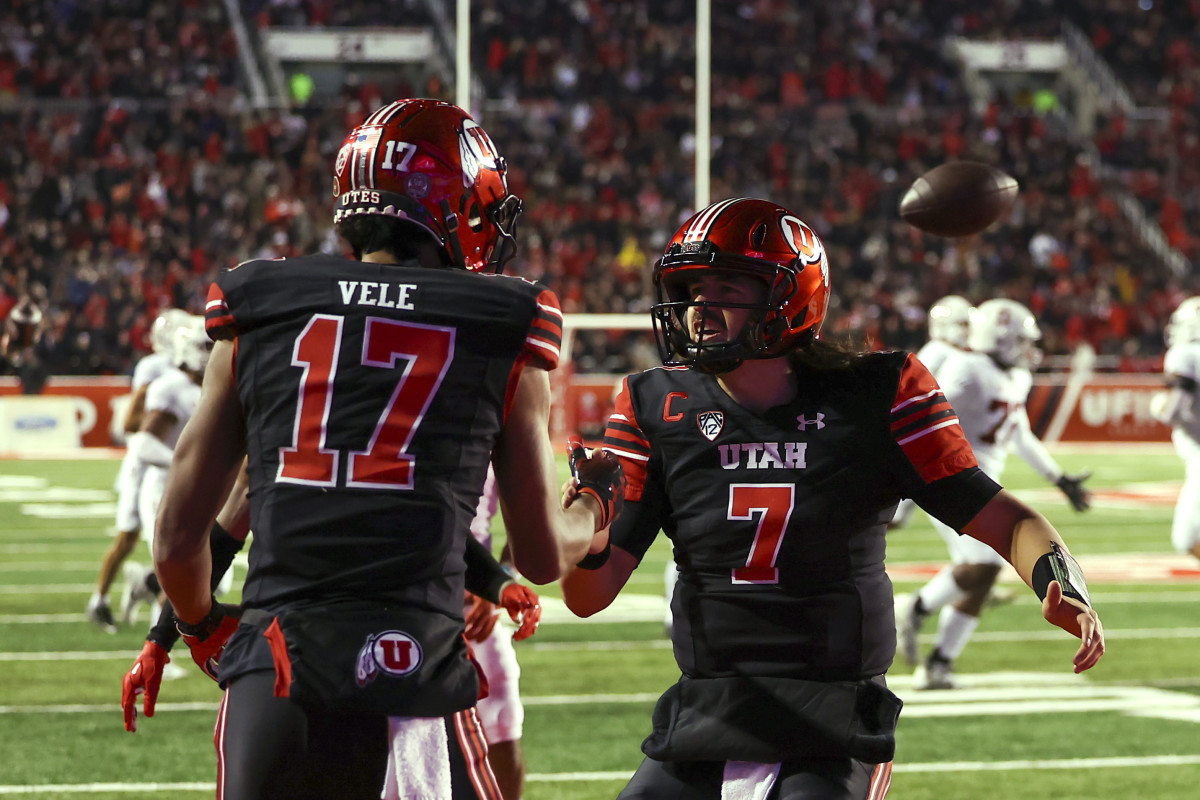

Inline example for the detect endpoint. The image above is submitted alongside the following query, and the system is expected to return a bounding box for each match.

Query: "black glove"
[1055,470,1092,512]
[567,435,626,530]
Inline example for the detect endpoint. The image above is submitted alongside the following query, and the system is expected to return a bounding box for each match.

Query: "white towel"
[721,760,781,800]
[380,715,452,800]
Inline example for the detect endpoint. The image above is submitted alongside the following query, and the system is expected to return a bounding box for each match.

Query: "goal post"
[552,313,654,444]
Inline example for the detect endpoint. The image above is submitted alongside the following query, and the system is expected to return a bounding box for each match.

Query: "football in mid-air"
[899,161,1018,237]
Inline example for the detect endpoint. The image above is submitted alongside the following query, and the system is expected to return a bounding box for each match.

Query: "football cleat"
[120,563,159,625]
[896,593,929,667]
[915,651,957,690]
[85,596,118,634]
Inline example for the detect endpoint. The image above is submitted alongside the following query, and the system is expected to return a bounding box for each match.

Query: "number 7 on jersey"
[729,483,796,584]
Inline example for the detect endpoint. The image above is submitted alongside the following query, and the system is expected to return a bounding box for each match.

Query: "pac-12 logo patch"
[696,411,724,441]
[356,630,423,687]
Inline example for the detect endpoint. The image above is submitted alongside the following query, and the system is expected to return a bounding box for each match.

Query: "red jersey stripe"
[605,378,650,501]
[893,354,977,484]
[204,282,237,340]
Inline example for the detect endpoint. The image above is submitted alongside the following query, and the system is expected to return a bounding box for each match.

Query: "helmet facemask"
[652,243,802,374]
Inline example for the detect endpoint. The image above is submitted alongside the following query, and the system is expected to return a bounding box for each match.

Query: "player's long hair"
[337,216,452,265]
[786,334,864,372]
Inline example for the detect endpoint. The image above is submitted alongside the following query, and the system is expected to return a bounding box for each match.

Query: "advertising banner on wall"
[0,378,131,449]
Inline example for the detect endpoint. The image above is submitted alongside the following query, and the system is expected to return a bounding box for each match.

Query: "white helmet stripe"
[366,133,377,190]
[365,100,404,126]
[682,197,749,242]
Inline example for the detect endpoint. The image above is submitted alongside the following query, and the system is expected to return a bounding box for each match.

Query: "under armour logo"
[796,412,826,431]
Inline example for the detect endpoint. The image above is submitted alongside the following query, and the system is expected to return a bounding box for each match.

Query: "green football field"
[1,447,1197,799]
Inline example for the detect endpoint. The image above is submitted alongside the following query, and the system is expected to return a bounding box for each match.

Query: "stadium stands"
[1,0,1197,379]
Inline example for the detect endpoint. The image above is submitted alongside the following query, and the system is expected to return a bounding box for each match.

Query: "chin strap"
[439,199,467,268]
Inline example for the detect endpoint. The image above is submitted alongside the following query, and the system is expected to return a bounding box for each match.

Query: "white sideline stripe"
[3,625,1200,659]
[0,784,216,795]
[2,592,1197,627]
[0,702,217,714]
[0,756,1197,793]
[891,754,1200,773]
[0,584,97,595]
[524,626,1200,651]
[0,562,100,572]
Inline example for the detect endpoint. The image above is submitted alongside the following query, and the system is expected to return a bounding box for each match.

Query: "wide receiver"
[153,99,618,800]
[561,198,1103,800]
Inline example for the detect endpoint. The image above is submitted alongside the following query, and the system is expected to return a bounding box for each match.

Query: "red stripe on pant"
[213,690,231,799]
[453,708,502,800]
[867,761,893,800]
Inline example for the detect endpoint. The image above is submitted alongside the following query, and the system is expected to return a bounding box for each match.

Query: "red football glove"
[463,591,501,643]
[122,641,170,732]
[567,436,626,530]
[499,583,542,642]
[177,602,241,682]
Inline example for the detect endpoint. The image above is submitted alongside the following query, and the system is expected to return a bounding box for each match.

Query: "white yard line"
[0,563,105,572]
[0,585,98,595]
[0,756,1198,793]
[2,625,1200,658]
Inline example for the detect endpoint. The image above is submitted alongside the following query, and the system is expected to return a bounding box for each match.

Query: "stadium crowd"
[1,0,1197,380]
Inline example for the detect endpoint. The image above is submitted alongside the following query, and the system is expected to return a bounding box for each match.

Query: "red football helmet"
[332,99,521,272]
[652,198,830,371]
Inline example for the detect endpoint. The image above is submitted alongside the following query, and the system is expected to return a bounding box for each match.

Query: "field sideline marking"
[4,624,1200,659]
[1,756,1199,793]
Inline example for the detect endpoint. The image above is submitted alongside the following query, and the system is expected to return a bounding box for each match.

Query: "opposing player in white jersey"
[891,296,974,530]
[1154,297,1200,565]
[899,299,1093,689]
[87,308,191,632]
[118,316,213,626]
[461,466,541,800]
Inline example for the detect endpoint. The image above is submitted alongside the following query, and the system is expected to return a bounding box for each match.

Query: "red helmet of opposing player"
[652,197,830,371]
[332,99,521,272]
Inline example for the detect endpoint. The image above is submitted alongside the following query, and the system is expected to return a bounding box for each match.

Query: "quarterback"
[561,198,1103,800]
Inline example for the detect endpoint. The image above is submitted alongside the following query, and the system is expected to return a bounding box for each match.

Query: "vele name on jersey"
[338,279,418,310]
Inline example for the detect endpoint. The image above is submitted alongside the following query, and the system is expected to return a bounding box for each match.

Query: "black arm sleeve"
[910,467,1003,532]
[464,536,512,605]
[146,521,245,649]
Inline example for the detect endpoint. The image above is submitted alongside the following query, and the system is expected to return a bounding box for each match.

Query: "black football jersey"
[603,352,1000,681]
[205,253,562,613]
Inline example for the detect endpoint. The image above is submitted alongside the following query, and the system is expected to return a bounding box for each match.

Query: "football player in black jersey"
[152,100,619,800]
[561,198,1104,800]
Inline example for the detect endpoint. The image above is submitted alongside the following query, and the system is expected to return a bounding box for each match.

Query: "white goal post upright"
[695,0,711,211]
[455,0,471,114]
[553,313,653,444]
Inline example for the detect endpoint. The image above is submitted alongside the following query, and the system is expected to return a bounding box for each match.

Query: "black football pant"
[617,756,892,800]
[216,669,502,800]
